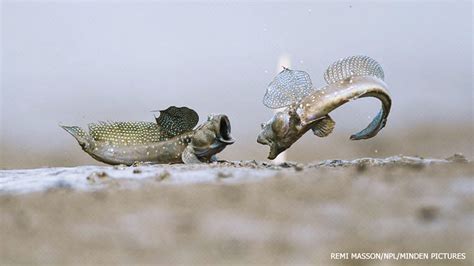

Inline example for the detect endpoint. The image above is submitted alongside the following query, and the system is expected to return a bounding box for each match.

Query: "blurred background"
[1,0,472,169]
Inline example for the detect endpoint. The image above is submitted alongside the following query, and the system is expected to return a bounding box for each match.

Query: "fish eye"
[260,123,266,129]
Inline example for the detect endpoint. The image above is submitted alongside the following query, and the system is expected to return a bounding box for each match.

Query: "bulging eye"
[260,123,266,129]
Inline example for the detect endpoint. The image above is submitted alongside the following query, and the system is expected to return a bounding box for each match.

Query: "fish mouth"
[267,144,284,160]
[192,115,234,159]
[218,115,235,144]
[256,134,268,145]
[257,134,281,160]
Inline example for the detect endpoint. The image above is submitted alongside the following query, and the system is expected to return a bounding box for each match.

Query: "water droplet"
[300,60,304,64]
[308,8,312,13]
[374,149,378,153]
[264,70,269,73]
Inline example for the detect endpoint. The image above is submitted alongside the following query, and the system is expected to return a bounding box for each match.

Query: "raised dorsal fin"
[154,106,199,136]
[263,68,314,109]
[324,55,384,84]
[311,115,336,137]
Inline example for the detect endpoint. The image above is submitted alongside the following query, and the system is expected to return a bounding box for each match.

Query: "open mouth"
[257,134,269,145]
[257,133,283,160]
[218,115,235,144]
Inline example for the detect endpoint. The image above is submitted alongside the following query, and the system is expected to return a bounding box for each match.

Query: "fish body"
[61,107,234,165]
[257,56,392,159]
[299,75,391,139]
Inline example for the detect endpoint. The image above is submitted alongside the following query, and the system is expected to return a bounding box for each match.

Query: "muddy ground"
[0,155,472,265]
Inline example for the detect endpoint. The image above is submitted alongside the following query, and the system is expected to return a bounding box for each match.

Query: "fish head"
[190,114,235,160]
[257,110,301,160]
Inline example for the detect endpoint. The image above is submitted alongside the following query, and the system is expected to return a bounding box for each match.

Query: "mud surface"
[1,155,473,265]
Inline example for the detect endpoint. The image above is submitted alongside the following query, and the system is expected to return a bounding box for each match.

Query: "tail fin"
[60,125,92,149]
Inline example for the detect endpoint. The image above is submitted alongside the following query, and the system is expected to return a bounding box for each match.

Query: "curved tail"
[322,55,390,140]
[349,89,391,140]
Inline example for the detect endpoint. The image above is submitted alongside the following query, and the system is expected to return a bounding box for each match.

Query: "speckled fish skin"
[257,56,391,160]
[299,76,391,136]
[61,114,234,165]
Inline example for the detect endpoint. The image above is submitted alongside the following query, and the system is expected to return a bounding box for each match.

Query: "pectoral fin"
[311,115,335,137]
[181,145,203,164]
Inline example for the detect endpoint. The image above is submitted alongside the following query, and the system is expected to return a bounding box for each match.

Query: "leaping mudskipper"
[257,55,392,159]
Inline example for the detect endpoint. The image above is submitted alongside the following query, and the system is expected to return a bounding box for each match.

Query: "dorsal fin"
[263,68,314,109]
[324,55,384,84]
[154,106,199,136]
[88,121,166,145]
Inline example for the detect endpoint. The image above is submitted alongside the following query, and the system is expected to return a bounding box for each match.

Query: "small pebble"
[217,171,233,178]
[446,153,468,163]
[156,171,170,181]
[86,171,108,184]
[294,164,304,171]
[133,169,142,174]
[97,172,108,179]
[113,165,127,170]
